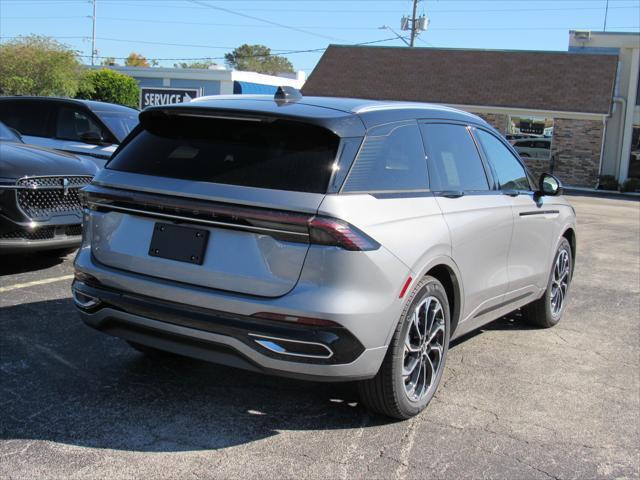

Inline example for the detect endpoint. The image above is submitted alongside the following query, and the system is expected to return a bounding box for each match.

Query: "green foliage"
[0,35,82,96]
[598,175,619,191]
[224,44,294,75]
[621,177,640,193]
[174,59,218,69]
[76,69,140,108]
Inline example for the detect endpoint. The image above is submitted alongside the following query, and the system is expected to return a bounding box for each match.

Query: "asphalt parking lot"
[1,194,639,480]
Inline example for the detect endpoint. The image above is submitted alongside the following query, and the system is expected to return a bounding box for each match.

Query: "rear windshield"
[106,115,340,193]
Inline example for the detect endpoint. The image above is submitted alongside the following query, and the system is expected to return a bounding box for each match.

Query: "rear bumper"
[73,280,386,381]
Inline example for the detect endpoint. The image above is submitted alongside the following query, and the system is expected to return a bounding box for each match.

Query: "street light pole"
[379,25,410,47]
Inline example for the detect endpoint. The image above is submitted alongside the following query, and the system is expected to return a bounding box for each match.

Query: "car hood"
[0,142,98,179]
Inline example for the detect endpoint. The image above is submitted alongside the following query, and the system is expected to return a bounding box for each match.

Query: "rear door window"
[342,121,428,192]
[419,123,489,192]
[56,106,106,141]
[0,101,53,137]
[475,129,532,191]
[107,116,340,194]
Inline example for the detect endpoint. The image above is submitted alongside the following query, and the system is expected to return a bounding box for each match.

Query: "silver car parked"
[73,89,576,419]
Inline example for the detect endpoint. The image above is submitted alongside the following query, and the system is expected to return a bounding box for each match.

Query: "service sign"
[140,87,201,109]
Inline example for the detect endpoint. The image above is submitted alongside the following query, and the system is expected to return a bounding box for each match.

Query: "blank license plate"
[148,223,209,265]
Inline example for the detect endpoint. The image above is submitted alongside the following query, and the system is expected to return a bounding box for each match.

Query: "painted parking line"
[0,275,74,293]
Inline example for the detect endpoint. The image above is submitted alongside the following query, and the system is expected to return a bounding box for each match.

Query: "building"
[302,43,625,189]
[570,31,640,188]
[97,65,305,106]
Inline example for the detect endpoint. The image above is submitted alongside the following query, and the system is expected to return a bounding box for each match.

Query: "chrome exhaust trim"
[248,333,334,359]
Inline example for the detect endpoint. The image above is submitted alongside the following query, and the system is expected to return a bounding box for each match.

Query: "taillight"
[308,216,380,251]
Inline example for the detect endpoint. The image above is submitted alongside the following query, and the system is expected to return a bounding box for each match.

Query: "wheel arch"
[412,256,463,338]
[562,227,577,267]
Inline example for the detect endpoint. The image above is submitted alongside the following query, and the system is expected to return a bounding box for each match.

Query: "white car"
[513,138,552,161]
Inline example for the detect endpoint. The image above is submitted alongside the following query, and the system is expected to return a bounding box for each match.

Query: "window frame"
[471,126,537,193]
[338,119,431,195]
[418,119,498,195]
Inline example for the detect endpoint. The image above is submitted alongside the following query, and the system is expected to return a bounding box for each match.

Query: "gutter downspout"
[596,115,608,189]
[612,96,627,185]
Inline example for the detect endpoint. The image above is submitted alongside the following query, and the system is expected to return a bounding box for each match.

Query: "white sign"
[140,87,201,109]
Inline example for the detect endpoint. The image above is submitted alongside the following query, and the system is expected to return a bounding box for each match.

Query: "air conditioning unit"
[573,30,591,41]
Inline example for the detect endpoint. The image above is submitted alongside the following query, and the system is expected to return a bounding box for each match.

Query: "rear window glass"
[342,121,428,192]
[107,116,340,193]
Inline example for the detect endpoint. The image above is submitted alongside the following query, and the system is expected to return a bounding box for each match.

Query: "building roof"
[302,45,619,115]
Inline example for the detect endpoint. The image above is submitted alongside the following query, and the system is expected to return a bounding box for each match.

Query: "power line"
[186,0,349,42]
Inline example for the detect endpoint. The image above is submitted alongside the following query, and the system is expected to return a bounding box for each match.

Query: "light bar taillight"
[308,216,380,251]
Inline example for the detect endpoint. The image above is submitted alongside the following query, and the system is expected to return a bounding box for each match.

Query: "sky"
[0,0,639,74]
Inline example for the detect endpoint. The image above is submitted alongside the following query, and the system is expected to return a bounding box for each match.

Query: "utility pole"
[400,0,428,48]
[91,0,97,66]
[603,0,609,31]
[410,0,419,47]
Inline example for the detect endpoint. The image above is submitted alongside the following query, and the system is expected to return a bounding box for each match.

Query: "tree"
[101,57,118,66]
[174,59,218,69]
[76,69,140,108]
[224,44,294,75]
[0,35,82,96]
[124,52,150,67]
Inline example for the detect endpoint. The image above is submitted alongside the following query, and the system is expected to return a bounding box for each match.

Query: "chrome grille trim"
[14,176,93,219]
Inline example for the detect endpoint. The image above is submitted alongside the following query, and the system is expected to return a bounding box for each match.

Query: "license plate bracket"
[148,223,208,265]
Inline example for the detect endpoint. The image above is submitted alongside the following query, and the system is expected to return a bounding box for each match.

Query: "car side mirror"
[79,131,104,145]
[538,172,563,196]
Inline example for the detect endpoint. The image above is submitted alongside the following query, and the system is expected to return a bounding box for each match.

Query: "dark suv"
[0,97,138,168]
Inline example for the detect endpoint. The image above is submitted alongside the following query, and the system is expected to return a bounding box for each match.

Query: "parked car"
[513,138,552,160]
[0,121,97,254]
[0,97,139,168]
[72,90,576,419]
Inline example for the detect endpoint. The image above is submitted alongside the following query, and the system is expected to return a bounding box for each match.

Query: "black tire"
[523,237,573,328]
[358,276,450,420]
[126,341,173,357]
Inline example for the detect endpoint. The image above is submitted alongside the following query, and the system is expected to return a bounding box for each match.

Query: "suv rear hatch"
[85,105,359,297]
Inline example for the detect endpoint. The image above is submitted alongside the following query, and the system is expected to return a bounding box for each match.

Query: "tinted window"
[342,121,428,192]
[56,106,105,141]
[476,129,531,191]
[533,140,550,149]
[107,117,340,194]
[420,123,489,192]
[0,101,52,137]
[95,110,139,142]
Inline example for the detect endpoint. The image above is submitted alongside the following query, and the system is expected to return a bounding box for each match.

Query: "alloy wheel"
[550,249,570,317]
[403,296,446,402]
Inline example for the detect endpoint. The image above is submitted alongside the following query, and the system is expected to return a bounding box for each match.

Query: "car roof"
[157,94,490,133]
[0,96,138,113]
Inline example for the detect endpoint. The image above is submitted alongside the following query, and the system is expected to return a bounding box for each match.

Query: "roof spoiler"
[274,86,302,104]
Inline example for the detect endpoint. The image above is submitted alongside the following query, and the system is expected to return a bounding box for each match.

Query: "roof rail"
[274,86,302,104]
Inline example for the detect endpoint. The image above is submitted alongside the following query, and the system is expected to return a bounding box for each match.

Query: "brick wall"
[550,118,604,188]
[474,112,509,134]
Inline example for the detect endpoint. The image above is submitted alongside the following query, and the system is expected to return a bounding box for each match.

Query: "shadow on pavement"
[0,298,389,453]
[0,251,69,276]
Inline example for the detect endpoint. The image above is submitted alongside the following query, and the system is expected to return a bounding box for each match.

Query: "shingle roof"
[302,45,618,115]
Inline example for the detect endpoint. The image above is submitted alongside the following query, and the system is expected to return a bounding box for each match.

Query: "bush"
[621,177,640,193]
[0,35,82,96]
[77,69,140,108]
[598,175,619,191]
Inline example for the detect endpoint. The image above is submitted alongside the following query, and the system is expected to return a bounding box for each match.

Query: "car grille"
[16,176,92,219]
[0,225,82,241]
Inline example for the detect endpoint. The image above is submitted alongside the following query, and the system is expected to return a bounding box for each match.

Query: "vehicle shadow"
[0,298,388,453]
[0,251,70,276]
[450,310,535,348]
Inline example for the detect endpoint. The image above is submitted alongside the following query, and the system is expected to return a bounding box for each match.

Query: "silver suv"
[73,90,576,419]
